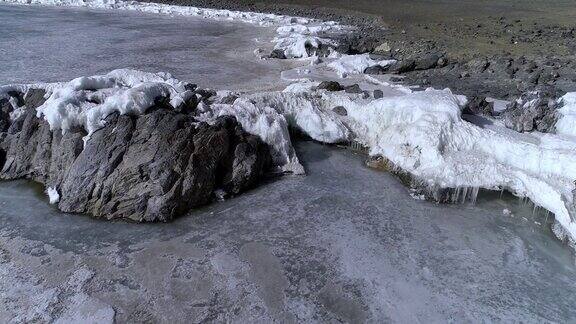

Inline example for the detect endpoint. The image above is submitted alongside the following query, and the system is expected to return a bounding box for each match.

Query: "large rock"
[501,90,560,133]
[462,96,495,116]
[389,59,417,74]
[0,89,271,222]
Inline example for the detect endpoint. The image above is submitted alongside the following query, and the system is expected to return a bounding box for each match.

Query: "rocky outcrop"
[0,89,271,222]
[501,90,560,133]
[462,96,495,116]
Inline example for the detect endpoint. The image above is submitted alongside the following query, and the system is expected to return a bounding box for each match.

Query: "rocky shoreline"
[0,87,271,221]
[145,0,576,102]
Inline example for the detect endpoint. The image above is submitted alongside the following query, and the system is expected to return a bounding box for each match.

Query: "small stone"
[317,81,344,92]
[373,89,384,99]
[332,106,348,116]
[363,65,387,75]
[268,49,286,59]
[344,84,362,94]
[437,57,448,68]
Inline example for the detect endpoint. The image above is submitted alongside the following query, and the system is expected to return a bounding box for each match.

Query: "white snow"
[556,92,576,137]
[47,187,60,204]
[273,28,337,58]
[327,54,396,78]
[34,69,190,138]
[202,85,576,242]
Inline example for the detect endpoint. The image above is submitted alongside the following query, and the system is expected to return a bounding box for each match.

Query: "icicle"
[470,187,479,204]
[461,187,469,204]
[452,187,460,204]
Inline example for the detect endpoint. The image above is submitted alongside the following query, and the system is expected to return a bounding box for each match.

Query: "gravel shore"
[145,0,576,100]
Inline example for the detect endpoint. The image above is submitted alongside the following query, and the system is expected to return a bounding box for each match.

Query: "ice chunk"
[556,92,576,137]
[328,54,396,78]
[46,187,60,204]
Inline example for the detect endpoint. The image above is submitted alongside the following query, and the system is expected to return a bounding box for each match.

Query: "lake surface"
[0,3,296,91]
[2,141,575,322]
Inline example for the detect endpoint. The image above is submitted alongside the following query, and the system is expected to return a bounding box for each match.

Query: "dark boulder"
[501,90,560,133]
[317,81,345,92]
[0,90,271,222]
[363,65,388,75]
[269,49,286,59]
[344,84,362,94]
[462,96,495,116]
[332,106,348,116]
[390,59,417,74]
[414,54,440,71]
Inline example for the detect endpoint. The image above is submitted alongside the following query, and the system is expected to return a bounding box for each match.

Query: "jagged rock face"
[462,96,495,116]
[0,89,270,222]
[501,90,560,133]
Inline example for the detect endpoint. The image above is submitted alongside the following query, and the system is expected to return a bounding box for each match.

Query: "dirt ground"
[146,0,576,59]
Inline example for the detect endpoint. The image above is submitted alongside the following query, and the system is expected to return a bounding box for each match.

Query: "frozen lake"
[1,3,576,323]
[2,141,576,322]
[0,3,297,91]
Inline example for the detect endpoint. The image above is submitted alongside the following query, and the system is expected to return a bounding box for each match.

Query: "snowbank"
[556,92,576,137]
[328,54,396,78]
[202,86,576,243]
[273,23,347,58]
[32,69,192,138]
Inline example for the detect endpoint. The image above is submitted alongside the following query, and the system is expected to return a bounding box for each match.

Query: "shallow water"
[0,3,296,91]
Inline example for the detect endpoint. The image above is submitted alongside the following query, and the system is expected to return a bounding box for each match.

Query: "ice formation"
[198,85,576,243]
[46,187,60,204]
[28,69,192,138]
[556,93,576,137]
[328,54,396,78]
[273,23,344,58]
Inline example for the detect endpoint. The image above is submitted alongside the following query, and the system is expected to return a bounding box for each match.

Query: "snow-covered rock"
[0,72,271,222]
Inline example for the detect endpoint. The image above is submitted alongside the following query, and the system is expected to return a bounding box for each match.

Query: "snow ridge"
[203,86,576,244]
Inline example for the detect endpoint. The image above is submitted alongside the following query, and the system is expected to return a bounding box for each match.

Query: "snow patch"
[34,69,190,139]
[47,187,60,204]
[328,54,396,78]
[556,92,576,137]
[220,86,576,242]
